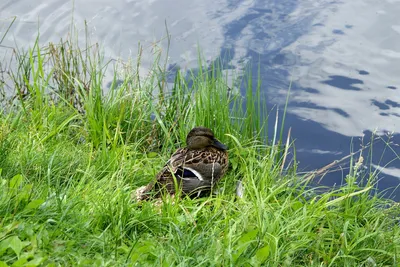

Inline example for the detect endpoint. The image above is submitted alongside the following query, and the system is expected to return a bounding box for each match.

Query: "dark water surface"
[2,0,400,199]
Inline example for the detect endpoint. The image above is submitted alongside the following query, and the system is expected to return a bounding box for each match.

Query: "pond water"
[2,0,400,199]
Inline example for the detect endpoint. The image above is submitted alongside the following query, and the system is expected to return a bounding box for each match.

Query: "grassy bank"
[0,29,399,266]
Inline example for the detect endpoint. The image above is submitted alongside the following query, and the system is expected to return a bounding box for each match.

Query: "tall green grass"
[0,26,399,266]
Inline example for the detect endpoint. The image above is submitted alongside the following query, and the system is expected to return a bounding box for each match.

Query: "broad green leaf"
[25,199,45,210]
[291,201,303,211]
[0,261,9,267]
[238,229,259,245]
[130,243,154,262]
[9,174,23,190]
[25,256,46,267]
[0,240,9,255]
[254,245,270,263]
[230,159,238,171]
[147,152,158,158]
[6,236,29,257]
[233,229,259,261]
[17,184,33,202]
[11,255,28,266]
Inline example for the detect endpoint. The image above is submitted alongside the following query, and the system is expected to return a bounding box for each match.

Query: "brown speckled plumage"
[135,127,229,200]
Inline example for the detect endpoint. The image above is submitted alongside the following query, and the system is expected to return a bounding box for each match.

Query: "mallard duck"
[135,127,229,200]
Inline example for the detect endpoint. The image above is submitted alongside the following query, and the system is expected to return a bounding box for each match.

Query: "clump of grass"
[0,26,399,266]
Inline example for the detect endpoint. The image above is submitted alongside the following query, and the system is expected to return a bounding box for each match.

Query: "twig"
[302,147,365,183]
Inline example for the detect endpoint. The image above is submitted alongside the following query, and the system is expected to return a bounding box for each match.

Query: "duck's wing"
[161,149,224,195]
[169,148,224,182]
[136,148,226,199]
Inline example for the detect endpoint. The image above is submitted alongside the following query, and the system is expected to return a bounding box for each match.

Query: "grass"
[0,24,399,266]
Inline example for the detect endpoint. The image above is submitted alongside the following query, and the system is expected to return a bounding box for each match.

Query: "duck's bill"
[212,138,228,150]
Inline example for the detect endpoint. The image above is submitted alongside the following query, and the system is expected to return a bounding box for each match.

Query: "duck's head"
[186,127,228,150]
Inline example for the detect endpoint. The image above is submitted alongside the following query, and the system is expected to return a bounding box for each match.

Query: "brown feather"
[135,127,229,200]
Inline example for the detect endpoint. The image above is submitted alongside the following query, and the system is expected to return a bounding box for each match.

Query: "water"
[1,0,399,199]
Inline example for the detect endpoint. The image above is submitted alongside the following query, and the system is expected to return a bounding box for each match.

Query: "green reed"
[0,25,398,266]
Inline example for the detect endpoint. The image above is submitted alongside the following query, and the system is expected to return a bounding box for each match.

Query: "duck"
[135,126,229,200]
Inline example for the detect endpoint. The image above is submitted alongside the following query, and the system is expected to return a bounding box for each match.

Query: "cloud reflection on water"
[1,0,399,198]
